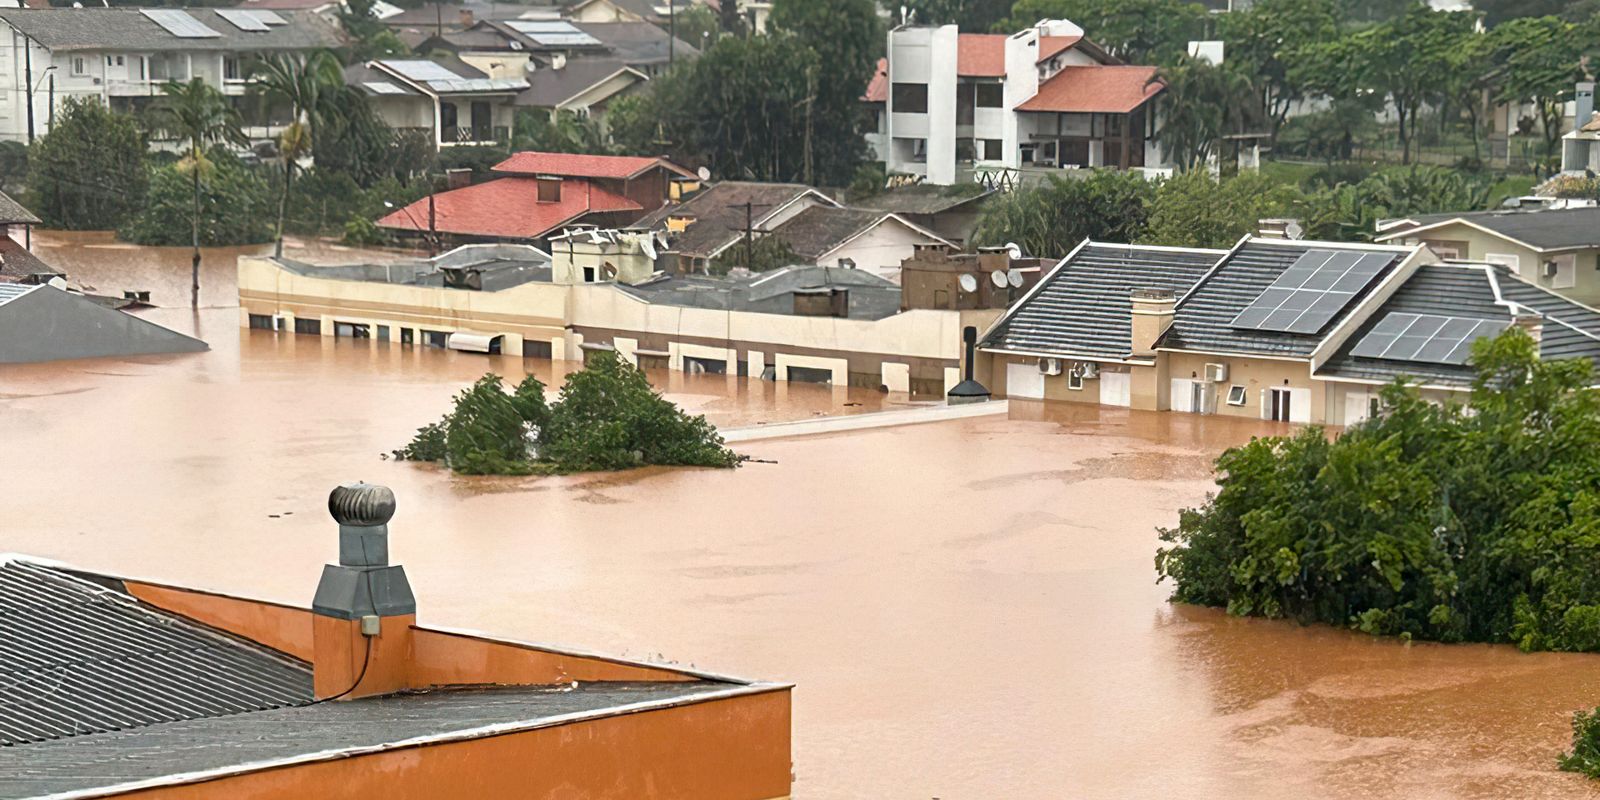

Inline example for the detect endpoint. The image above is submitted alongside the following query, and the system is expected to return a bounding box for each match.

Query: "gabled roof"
[957,33,1007,77]
[1158,239,1415,359]
[376,177,642,240]
[864,56,888,103]
[1015,65,1163,114]
[1318,262,1600,388]
[371,57,527,94]
[1374,207,1600,253]
[573,20,698,65]
[979,241,1224,361]
[633,182,839,258]
[0,190,40,226]
[1036,34,1081,62]
[0,559,310,747]
[0,283,208,362]
[0,237,60,283]
[767,206,951,262]
[851,183,994,216]
[514,58,645,108]
[0,7,341,52]
[492,151,694,180]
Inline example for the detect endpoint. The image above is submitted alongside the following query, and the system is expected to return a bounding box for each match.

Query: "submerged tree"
[149,78,246,307]
[248,51,348,258]
[394,354,738,475]
[1156,330,1600,652]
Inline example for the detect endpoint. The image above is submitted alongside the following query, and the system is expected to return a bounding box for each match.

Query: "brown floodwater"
[4,237,1600,798]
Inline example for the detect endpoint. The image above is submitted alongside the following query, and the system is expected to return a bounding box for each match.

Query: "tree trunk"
[191,146,201,309]
[1398,101,1411,165]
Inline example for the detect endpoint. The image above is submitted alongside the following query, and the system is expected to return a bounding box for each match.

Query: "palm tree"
[151,78,246,308]
[248,51,346,258]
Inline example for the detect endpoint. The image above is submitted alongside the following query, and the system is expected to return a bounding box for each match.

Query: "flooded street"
[5,238,1600,798]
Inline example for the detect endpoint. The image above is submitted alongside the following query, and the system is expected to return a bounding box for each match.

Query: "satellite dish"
[958,273,978,293]
[1285,220,1305,240]
[696,166,711,181]
[1005,242,1023,260]
[990,270,1008,288]
[639,233,657,260]
[1007,269,1024,288]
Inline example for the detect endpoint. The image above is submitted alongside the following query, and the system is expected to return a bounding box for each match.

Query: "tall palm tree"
[248,51,345,258]
[151,78,246,308]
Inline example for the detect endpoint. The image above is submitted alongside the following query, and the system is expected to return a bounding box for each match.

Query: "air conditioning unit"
[1038,357,1062,376]
[1543,261,1561,279]
[1079,362,1100,379]
[1204,362,1229,382]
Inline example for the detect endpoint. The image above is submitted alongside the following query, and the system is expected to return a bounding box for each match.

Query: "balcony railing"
[443,126,508,146]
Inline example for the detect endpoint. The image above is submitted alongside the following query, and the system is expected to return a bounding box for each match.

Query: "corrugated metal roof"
[0,560,311,747]
[1159,240,1407,358]
[980,242,1223,360]
[0,283,36,307]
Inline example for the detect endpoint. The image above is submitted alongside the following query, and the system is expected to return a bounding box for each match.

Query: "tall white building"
[870,20,1170,185]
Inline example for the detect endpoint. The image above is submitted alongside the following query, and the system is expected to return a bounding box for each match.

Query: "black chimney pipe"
[946,326,991,404]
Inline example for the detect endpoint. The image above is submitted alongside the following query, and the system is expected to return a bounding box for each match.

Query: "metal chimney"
[946,326,991,404]
[311,482,416,700]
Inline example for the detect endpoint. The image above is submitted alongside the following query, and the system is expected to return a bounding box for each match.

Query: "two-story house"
[0,7,342,144]
[880,18,1170,185]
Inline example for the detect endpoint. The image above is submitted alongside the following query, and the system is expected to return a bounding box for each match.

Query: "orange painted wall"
[126,582,704,686]
[108,689,793,800]
[124,582,314,661]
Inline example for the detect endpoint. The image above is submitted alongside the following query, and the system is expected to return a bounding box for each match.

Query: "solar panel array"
[363,80,410,95]
[140,9,223,38]
[1349,312,1509,365]
[247,9,288,24]
[505,20,601,46]
[1229,249,1392,335]
[215,9,270,32]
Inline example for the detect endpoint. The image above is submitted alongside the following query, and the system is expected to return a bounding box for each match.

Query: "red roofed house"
[881,19,1169,185]
[377,151,694,246]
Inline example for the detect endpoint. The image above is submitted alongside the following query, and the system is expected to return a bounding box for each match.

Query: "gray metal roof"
[980,242,1223,360]
[0,681,741,799]
[0,560,311,748]
[377,58,527,93]
[515,57,640,108]
[0,282,35,306]
[618,265,903,320]
[0,8,341,52]
[1379,207,1600,252]
[852,184,994,216]
[1158,239,1408,358]
[1318,263,1600,387]
[633,182,829,258]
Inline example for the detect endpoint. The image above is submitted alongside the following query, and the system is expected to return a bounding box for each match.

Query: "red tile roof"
[491,151,694,180]
[376,177,642,240]
[864,57,887,103]
[1015,66,1164,114]
[1036,35,1082,63]
[957,33,1007,77]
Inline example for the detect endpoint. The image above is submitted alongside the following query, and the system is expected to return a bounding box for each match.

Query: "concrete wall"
[886,25,958,184]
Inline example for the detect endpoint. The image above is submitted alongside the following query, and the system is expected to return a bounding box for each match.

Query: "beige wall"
[237,256,571,359]
[1391,222,1600,304]
[460,51,529,80]
[821,219,943,278]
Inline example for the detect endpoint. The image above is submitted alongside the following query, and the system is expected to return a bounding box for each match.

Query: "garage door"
[1099,371,1131,407]
[1007,361,1045,399]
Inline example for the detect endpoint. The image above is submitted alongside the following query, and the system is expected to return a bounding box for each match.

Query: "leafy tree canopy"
[28,98,148,230]
[118,147,274,247]
[970,169,1156,256]
[1140,170,1295,248]
[1001,0,1209,65]
[1157,330,1600,653]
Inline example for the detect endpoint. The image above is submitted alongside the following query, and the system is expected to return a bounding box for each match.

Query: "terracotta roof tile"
[864,57,887,103]
[492,151,693,179]
[957,33,1007,77]
[376,177,641,240]
[1015,66,1163,114]
[1036,35,1081,63]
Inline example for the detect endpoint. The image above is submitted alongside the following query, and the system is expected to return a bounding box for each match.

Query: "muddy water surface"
[3,239,1600,798]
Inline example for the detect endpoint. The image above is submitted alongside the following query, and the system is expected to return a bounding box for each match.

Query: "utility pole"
[667,0,674,67]
[743,201,753,269]
[427,185,438,258]
[24,40,33,144]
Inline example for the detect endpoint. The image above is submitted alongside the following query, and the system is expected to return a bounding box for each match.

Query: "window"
[1067,368,1084,390]
[1226,385,1247,406]
[376,324,390,341]
[71,57,87,76]
[293,318,321,336]
[980,139,1002,160]
[423,330,448,348]
[224,57,240,81]
[1369,396,1382,419]
[892,82,928,113]
[247,313,274,330]
[524,340,553,359]
[1547,254,1577,289]
[536,178,561,203]
[975,82,1003,108]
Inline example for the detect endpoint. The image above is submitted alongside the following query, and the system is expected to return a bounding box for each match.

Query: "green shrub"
[118,148,274,246]
[29,97,148,231]
[393,357,735,475]
[1561,707,1600,779]
[342,216,384,246]
[1156,330,1600,652]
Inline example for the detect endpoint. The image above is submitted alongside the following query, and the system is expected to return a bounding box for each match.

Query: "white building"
[0,7,342,144]
[347,58,526,150]
[876,20,1170,185]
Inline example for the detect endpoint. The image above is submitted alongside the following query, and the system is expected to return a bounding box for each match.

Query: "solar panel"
[505,19,601,46]
[363,81,410,95]
[381,59,463,83]
[247,9,288,24]
[1349,312,1509,365]
[1229,249,1393,335]
[141,9,223,38]
[216,9,270,32]
[0,283,35,307]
